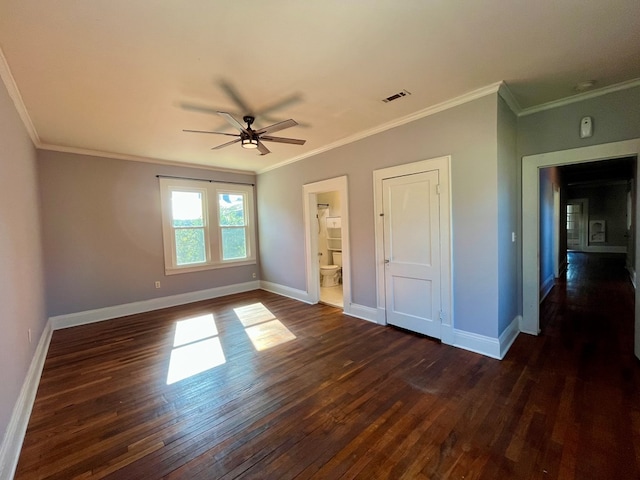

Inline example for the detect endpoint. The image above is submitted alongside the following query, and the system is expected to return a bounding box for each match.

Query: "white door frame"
[566,198,589,251]
[373,156,453,344]
[302,176,351,308]
[522,139,640,353]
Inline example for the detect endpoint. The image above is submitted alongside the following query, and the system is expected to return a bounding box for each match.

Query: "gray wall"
[497,96,519,334]
[518,86,640,158]
[539,167,561,287]
[0,81,47,443]
[38,150,258,316]
[258,94,502,338]
[518,85,640,332]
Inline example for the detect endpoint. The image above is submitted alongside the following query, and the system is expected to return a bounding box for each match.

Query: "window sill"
[165,259,257,275]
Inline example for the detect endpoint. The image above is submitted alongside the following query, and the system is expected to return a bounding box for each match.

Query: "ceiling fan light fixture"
[241,137,259,149]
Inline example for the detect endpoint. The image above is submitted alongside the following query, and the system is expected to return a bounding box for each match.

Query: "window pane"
[172,191,204,227]
[175,228,206,265]
[221,227,246,260]
[219,194,245,226]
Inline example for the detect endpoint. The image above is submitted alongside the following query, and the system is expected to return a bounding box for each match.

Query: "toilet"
[320,251,342,287]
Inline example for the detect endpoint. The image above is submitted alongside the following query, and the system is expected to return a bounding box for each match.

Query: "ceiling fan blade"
[218,80,253,115]
[217,111,249,133]
[255,93,303,118]
[257,141,271,155]
[183,129,239,137]
[260,115,311,129]
[255,119,298,135]
[260,135,306,145]
[180,102,223,116]
[211,138,242,150]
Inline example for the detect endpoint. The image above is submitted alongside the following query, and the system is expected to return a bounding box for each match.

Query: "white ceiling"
[1,1,639,174]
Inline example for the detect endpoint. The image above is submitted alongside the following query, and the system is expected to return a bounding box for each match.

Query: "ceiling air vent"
[382,89,411,103]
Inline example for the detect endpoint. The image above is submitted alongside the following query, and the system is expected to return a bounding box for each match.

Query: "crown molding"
[258,82,505,174]
[519,78,640,116]
[0,46,40,145]
[497,82,522,115]
[39,143,255,175]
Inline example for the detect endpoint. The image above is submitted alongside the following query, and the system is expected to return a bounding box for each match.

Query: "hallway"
[540,252,635,358]
[531,251,639,477]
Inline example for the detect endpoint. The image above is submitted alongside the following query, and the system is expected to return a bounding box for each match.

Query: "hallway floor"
[535,251,639,478]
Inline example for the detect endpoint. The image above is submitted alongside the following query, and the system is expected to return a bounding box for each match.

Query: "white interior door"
[383,170,441,339]
[566,199,587,251]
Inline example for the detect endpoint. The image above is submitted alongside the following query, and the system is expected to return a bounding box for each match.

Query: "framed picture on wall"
[589,220,605,243]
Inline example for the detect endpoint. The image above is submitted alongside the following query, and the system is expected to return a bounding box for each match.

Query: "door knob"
[384,259,390,264]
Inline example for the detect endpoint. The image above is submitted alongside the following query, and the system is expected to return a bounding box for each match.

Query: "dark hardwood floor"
[16,253,640,479]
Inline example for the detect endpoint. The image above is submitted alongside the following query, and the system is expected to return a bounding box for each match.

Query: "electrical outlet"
[155,281,161,288]
[252,272,257,279]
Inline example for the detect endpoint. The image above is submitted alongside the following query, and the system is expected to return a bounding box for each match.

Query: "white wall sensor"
[580,116,593,138]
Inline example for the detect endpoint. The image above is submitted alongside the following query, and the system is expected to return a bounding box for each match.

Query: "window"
[159,178,256,274]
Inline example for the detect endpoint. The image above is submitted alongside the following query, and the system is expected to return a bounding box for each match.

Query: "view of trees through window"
[170,190,247,265]
[219,193,246,260]
[172,191,206,265]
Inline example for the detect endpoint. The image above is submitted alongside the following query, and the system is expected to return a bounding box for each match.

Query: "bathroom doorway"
[317,192,343,307]
[303,176,350,310]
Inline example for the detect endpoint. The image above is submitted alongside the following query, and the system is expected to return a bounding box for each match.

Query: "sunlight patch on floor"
[244,319,297,351]
[233,303,276,327]
[173,313,219,347]
[167,313,225,384]
[234,303,296,351]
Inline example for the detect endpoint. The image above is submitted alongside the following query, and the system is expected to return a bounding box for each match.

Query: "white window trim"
[159,178,256,275]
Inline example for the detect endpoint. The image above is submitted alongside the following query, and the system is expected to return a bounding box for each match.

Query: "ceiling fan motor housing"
[243,115,255,128]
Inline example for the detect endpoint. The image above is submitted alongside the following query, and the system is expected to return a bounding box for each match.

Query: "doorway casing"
[303,176,351,309]
[522,138,640,358]
[373,156,453,344]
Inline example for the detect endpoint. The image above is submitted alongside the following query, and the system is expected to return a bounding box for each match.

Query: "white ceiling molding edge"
[0,46,40,146]
[497,83,522,115]
[519,78,640,117]
[39,142,255,175]
[0,46,252,175]
[258,82,505,174]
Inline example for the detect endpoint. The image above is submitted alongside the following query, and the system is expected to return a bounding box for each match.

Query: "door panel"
[383,170,441,338]
[566,199,587,251]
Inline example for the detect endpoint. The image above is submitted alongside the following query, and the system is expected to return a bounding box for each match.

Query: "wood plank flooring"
[15,252,640,479]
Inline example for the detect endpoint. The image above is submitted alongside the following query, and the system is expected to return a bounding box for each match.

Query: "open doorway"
[317,191,343,307]
[522,138,640,358]
[303,176,350,309]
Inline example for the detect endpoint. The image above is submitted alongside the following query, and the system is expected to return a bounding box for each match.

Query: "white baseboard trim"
[440,324,455,346]
[627,265,636,289]
[540,273,555,303]
[259,281,312,304]
[499,316,521,359]
[343,303,378,323]
[50,281,261,330]
[583,246,627,253]
[446,316,521,360]
[0,321,53,480]
[368,310,518,360]
[452,329,502,360]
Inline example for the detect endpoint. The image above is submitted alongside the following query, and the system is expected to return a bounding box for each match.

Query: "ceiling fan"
[184,111,306,155]
[180,79,308,130]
